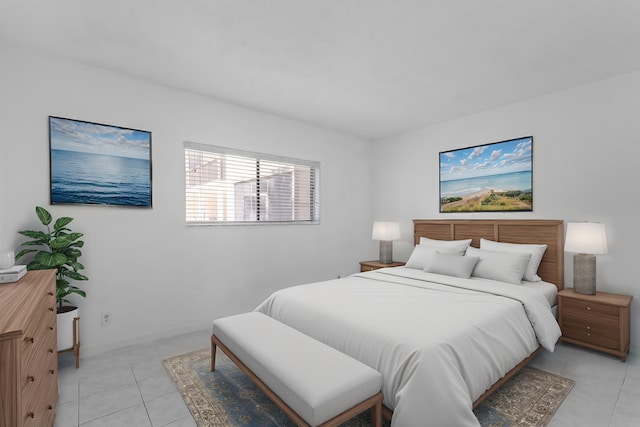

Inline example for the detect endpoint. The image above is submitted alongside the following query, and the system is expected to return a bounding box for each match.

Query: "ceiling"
[1,1,640,139]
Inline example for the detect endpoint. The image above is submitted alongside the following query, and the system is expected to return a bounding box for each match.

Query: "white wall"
[4,41,638,357]
[373,70,640,354]
[0,44,374,356]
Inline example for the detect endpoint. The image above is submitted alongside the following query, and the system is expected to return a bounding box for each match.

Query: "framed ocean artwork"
[439,136,533,213]
[49,116,152,207]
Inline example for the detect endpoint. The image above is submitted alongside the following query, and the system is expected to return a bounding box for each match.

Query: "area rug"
[164,349,574,427]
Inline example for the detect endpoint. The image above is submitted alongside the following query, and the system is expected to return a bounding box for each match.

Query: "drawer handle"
[25,336,34,343]
[586,306,591,311]
[48,348,54,353]
[27,375,35,382]
[27,412,35,418]
[49,369,55,375]
[586,333,591,337]
[47,405,53,410]
[48,306,55,312]
[48,291,54,296]
[586,326,591,330]
[49,326,54,331]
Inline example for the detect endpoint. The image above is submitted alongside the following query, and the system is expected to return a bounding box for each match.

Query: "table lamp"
[372,221,400,264]
[564,222,608,295]
[0,250,14,269]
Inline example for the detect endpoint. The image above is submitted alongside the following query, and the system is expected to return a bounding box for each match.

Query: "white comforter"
[255,267,561,427]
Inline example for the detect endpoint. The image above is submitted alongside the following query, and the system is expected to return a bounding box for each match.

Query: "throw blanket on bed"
[255,267,561,427]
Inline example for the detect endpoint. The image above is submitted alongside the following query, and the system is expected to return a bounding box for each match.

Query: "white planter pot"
[57,306,79,351]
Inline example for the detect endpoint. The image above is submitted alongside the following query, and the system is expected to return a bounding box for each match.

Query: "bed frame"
[405,219,565,414]
[413,219,564,291]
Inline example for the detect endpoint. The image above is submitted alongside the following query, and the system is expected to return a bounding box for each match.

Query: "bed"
[255,219,564,427]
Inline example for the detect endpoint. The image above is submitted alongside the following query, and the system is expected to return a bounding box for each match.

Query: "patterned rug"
[164,349,574,427]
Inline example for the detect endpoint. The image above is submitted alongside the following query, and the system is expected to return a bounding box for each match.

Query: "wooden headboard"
[413,219,564,290]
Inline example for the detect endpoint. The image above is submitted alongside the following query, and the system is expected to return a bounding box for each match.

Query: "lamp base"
[573,253,596,295]
[379,240,393,264]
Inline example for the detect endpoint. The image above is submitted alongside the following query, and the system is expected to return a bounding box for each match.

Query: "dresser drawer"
[22,312,57,374]
[23,353,58,427]
[561,298,619,322]
[22,361,57,425]
[21,292,56,348]
[22,392,56,427]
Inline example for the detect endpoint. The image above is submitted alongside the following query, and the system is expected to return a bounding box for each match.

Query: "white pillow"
[419,237,472,256]
[466,247,532,285]
[405,245,462,269]
[480,238,547,282]
[424,252,479,279]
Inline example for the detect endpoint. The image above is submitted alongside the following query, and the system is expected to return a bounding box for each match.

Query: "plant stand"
[58,316,80,368]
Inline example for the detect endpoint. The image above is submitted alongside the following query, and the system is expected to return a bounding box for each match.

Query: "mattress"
[255,267,561,427]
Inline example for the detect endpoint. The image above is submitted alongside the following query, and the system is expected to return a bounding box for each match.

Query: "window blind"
[184,142,320,225]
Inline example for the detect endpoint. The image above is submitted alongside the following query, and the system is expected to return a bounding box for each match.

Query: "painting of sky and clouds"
[439,136,532,212]
[49,116,152,207]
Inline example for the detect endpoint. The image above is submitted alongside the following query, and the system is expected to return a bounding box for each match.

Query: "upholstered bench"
[211,312,383,427]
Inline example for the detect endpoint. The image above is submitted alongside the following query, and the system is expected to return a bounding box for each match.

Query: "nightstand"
[359,260,405,272]
[558,288,632,361]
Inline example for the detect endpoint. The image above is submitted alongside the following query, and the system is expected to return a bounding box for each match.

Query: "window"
[184,142,320,225]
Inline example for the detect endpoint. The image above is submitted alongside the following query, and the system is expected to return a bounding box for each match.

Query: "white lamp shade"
[564,222,608,254]
[372,221,400,241]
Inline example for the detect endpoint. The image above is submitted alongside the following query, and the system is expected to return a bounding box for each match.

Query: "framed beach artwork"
[439,136,533,213]
[49,116,152,207]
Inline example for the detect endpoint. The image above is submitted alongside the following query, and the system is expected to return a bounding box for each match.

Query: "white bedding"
[521,279,558,307]
[255,267,561,427]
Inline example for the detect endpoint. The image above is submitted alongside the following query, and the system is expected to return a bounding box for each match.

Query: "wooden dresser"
[0,269,58,427]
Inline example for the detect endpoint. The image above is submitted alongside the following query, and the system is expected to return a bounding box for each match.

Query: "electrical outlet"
[101,312,112,326]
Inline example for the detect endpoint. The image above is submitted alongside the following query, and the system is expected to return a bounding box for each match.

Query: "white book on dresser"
[0,265,27,283]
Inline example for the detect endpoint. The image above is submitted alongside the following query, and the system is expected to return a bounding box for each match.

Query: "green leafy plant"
[15,206,88,309]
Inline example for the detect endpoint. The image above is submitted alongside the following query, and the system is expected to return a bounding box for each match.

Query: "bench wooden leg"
[371,399,382,427]
[210,336,217,372]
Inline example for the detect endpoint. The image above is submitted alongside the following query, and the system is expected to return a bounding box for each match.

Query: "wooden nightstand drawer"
[562,317,619,349]
[562,298,619,322]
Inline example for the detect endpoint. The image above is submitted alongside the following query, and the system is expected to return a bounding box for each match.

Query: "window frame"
[184,142,320,226]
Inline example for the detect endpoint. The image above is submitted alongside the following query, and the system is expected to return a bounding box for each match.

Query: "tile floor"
[54,330,640,427]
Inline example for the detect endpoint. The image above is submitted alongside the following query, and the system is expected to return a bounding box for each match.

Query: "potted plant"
[15,206,88,352]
